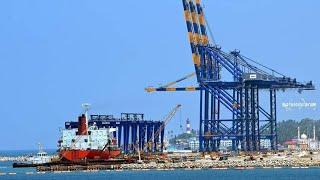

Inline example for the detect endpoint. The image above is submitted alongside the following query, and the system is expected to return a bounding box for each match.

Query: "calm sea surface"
[1,150,320,180]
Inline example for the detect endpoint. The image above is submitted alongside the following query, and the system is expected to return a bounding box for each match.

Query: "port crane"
[146,0,315,152]
[145,104,182,152]
[132,104,181,161]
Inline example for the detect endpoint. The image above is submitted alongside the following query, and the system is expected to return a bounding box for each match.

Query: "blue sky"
[0,0,319,150]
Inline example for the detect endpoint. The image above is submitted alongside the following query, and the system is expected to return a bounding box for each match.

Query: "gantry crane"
[146,0,315,152]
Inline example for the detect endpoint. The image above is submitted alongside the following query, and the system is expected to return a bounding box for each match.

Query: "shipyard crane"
[146,0,315,152]
[131,104,181,162]
[132,105,182,152]
[145,104,182,152]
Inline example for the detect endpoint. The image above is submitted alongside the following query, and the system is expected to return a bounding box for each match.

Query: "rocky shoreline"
[120,159,320,170]
[6,151,320,172]
[36,158,320,172]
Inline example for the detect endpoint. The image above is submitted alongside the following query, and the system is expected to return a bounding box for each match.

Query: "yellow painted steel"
[194,0,209,45]
[198,15,205,26]
[184,10,192,21]
[193,33,200,44]
[201,35,209,45]
[191,12,198,24]
[166,87,177,91]
[188,32,194,43]
[185,86,197,91]
[145,87,156,93]
[192,53,201,66]
[191,15,201,45]
[191,0,208,48]
[184,0,201,67]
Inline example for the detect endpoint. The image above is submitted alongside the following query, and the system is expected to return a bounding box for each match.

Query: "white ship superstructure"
[59,124,116,150]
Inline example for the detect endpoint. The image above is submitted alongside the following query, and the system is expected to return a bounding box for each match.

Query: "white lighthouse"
[186,119,191,134]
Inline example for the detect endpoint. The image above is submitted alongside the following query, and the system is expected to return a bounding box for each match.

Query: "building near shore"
[219,139,271,150]
[220,140,233,149]
[284,126,319,151]
[260,139,272,150]
[173,134,272,151]
[188,137,199,151]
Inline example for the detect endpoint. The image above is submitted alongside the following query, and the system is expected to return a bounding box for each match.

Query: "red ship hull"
[87,149,121,160]
[60,149,121,161]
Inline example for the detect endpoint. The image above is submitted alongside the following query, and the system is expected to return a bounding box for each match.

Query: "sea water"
[1,150,320,180]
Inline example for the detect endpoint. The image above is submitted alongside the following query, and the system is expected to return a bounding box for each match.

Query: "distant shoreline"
[0,156,28,162]
[0,149,57,157]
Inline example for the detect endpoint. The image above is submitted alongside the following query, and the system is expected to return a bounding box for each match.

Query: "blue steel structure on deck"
[146,0,315,152]
[65,114,165,154]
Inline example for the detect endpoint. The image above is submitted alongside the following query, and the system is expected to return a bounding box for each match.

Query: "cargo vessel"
[58,107,121,162]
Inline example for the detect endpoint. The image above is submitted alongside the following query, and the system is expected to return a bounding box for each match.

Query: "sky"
[0,0,319,150]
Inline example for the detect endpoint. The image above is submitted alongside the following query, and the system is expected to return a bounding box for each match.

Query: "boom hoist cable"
[159,72,196,89]
[145,72,198,93]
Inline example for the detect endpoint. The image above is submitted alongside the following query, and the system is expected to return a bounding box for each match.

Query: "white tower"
[298,126,300,140]
[186,119,191,134]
